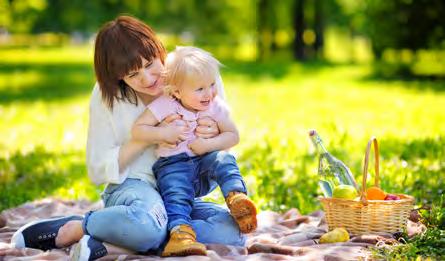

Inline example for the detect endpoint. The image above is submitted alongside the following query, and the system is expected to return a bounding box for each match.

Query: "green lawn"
[0,45,444,216]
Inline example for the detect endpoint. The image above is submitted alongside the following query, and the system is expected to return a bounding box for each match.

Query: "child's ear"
[172,89,181,100]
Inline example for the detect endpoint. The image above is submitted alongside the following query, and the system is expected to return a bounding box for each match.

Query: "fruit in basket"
[332,185,357,199]
[319,228,350,243]
[366,186,386,200]
[384,193,401,200]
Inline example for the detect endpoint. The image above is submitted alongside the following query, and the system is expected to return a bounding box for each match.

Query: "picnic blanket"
[0,198,425,260]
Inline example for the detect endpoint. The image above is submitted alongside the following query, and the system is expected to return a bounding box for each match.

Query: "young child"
[132,46,257,257]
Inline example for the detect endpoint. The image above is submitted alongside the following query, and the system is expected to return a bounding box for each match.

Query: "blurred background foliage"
[0,0,444,218]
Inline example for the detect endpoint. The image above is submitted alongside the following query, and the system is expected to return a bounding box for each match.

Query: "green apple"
[332,185,357,199]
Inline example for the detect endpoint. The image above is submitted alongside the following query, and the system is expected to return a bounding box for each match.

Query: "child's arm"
[132,109,187,146]
[189,115,239,155]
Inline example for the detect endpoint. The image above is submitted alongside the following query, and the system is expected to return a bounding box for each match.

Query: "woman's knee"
[124,204,168,251]
[129,221,167,252]
[194,211,246,247]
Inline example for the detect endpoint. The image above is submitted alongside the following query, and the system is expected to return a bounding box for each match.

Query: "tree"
[292,0,305,60]
[313,0,324,58]
[365,0,445,59]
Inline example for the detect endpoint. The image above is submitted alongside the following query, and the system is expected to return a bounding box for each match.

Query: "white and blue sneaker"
[70,235,108,261]
[11,215,83,251]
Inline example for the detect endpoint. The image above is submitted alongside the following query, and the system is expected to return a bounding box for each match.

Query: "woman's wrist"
[131,125,166,146]
[155,126,170,144]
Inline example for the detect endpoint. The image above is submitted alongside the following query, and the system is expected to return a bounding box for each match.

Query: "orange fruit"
[366,186,386,200]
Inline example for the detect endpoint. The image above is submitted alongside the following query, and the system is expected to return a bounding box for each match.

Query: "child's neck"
[178,100,201,113]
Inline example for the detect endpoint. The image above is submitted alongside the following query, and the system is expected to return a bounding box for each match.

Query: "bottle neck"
[311,134,329,154]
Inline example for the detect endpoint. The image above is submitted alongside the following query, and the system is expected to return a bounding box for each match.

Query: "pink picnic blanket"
[0,198,424,260]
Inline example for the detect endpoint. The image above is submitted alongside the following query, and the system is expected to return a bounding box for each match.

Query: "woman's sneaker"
[70,235,107,261]
[11,215,83,250]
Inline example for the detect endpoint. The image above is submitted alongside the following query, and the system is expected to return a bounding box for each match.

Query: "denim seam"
[82,211,93,236]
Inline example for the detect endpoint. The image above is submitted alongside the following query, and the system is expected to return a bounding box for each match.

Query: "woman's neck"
[137,92,158,106]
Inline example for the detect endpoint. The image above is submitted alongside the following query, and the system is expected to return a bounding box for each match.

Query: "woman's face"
[122,57,164,99]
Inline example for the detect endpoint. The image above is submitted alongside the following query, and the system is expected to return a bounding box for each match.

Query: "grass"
[372,196,445,260]
[0,46,444,216]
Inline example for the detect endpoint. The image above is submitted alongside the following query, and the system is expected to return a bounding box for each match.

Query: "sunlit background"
[0,0,444,217]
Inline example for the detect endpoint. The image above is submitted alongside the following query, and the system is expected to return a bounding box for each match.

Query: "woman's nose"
[140,71,149,85]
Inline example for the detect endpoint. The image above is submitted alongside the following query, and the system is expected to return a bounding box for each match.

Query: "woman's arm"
[86,87,145,185]
[132,109,189,146]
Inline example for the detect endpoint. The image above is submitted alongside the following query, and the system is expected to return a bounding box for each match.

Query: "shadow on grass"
[0,59,339,104]
[0,147,96,211]
[0,63,95,104]
[220,59,337,80]
[360,62,445,92]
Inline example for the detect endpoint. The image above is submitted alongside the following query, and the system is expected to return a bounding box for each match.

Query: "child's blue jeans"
[152,150,247,231]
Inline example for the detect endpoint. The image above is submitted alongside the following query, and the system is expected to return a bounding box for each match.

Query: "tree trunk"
[293,0,305,60]
[257,0,265,60]
[314,0,324,59]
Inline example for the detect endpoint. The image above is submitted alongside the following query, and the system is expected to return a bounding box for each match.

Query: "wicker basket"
[319,137,415,235]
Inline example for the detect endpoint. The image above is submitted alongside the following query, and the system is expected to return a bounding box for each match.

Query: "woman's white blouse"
[86,75,225,186]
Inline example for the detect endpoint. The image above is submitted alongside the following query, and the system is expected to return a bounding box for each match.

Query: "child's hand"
[188,138,210,155]
[195,117,219,139]
[162,124,188,145]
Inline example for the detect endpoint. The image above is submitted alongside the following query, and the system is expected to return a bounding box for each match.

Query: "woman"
[11,15,245,260]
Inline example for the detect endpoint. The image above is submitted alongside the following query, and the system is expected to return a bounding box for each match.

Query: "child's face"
[122,57,164,98]
[175,75,216,112]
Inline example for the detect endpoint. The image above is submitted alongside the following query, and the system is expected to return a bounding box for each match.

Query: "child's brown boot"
[161,225,207,257]
[225,192,257,233]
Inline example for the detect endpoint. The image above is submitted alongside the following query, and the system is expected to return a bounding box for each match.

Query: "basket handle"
[360,137,380,204]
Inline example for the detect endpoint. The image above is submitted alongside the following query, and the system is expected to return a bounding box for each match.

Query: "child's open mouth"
[200,100,210,106]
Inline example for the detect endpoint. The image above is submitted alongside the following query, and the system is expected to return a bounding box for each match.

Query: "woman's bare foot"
[55,220,84,247]
[103,242,135,255]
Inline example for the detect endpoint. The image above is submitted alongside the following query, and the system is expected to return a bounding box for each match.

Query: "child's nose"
[205,88,212,98]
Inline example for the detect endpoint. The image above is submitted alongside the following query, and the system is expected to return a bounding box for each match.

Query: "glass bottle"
[309,130,359,197]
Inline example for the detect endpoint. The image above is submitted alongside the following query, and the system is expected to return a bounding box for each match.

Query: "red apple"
[384,194,401,200]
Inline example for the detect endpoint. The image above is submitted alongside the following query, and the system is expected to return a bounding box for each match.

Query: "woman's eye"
[144,62,153,68]
[128,72,137,78]
[196,88,204,92]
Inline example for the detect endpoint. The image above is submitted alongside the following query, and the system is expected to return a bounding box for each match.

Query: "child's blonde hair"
[163,46,221,97]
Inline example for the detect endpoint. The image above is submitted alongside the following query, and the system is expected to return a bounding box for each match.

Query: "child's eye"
[196,87,204,92]
[144,62,153,68]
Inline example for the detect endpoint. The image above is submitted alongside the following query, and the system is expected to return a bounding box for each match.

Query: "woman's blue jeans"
[82,178,245,253]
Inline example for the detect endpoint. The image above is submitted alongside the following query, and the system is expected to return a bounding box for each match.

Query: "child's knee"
[214,151,236,165]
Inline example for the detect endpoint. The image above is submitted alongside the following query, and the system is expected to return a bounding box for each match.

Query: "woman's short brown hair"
[94,15,166,109]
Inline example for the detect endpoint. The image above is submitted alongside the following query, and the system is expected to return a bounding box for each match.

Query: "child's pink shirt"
[146,95,230,157]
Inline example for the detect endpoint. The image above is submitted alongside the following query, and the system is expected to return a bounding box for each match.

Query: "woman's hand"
[162,124,188,145]
[158,114,183,127]
[158,114,188,149]
[195,116,219,139]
